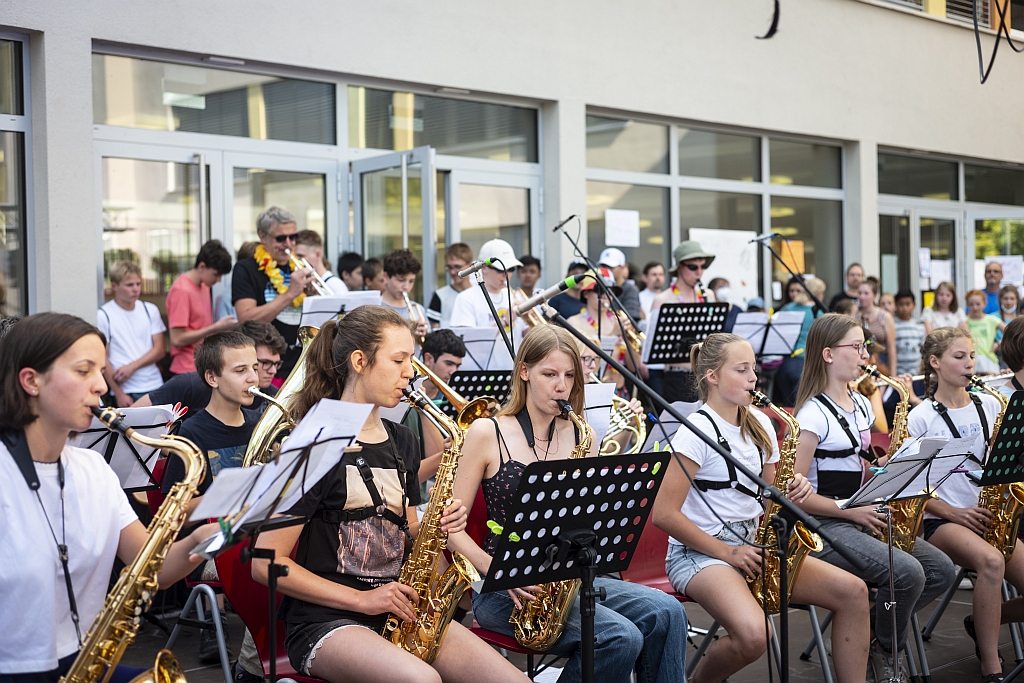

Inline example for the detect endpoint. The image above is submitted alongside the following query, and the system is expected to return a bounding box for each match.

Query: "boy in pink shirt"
[166,239,236,373]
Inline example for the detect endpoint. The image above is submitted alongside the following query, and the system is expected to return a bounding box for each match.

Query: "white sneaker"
[869,649,910,683]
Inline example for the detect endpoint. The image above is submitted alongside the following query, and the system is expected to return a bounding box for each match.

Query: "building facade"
[3,0,1024,320]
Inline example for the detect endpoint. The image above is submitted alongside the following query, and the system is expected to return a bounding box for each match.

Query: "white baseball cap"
[598,247,627,268]
[478,239,523,271]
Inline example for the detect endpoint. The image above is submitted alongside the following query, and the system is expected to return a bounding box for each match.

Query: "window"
[770,197,843,300]
[93,54,336,144]
[878,153,958,200]
[0,38,26,317]
[586,115,668,173]
[965,164,1024,206]
[586,182,669,273]
[349,87,537,162]
[879,215,912,294]
[458,185,530,273]
[769,139,842,188]
[678,128,760,181]
[679,189,761,238]
[0,39,23,115]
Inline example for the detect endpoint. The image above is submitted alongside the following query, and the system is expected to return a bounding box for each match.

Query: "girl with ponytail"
[907,326,1024,681]
[792,314,956,681]
[252,305,524,683]
[653,333,869,683]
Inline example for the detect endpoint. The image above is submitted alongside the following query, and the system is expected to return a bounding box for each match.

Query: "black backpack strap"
[691,410,760,500]
[1013,377,1024,392]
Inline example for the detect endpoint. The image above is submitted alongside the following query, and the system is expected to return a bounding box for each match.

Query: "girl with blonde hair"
[653,332,869,683]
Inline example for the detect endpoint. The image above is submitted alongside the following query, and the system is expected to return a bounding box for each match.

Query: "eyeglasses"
[581,356,599,366]
[274,233,298,244]
[258,359,284,371]
[833,342,869,354]
[682,262,705,272]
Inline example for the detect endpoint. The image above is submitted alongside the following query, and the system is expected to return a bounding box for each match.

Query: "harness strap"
[690,409,761,500]
[814,393,876,464]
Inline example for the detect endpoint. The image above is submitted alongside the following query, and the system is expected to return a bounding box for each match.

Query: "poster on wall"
[604,209,641,248]
[688,228,758,310]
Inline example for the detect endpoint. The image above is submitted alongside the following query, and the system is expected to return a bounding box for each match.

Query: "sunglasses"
[682,262,705,272]
[274,233,298,244]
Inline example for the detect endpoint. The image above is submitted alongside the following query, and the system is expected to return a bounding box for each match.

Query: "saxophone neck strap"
[691,409,761,500]
[1013,376,1024,392]
[1,428,38,491]
[931,395,988,464]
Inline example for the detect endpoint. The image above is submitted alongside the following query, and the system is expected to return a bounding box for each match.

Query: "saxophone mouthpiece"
[556,399,573,416]
[748,390,770,408]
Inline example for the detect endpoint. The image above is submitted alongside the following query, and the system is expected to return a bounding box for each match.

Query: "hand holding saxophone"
[724,544,764,580]
[439,498,467,534]
[361,581,421,623]
[943,505,994,536]
[786,472,814,504]
[844,505,888,534]
[508,584,543,610]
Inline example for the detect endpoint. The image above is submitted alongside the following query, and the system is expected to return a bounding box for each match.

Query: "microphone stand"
[476,275,516,359]
[754,237,829,316]
[541,308,869,683]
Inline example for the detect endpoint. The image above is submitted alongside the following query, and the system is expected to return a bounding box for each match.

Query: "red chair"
[216,543,326,683]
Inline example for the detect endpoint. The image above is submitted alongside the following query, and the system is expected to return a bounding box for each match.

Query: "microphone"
[749,232,781,244]
[457,258,497,278]
[552,214,578,233]
[514,274,585,315]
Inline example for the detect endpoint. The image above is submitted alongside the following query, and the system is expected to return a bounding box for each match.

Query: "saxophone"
[749,391,823,614]
[509,400,594,649]
[971,376,1024,560]
[861,365,931,553]
[61,407,206,683]
[381,386,481,663]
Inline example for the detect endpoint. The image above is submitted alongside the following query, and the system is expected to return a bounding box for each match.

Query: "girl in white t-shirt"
[792,314,956,682]
[0,313,217,682]
[654,333,869,683]
[921,281,969,334]
[909,326,1024,681]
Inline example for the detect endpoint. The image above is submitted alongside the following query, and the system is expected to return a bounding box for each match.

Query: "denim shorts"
[284,616,385,675]
[665,518,758,595]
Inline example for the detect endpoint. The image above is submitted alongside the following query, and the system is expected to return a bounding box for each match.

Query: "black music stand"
[440,370,513,420]
[981,390,1024,485]
[482,451,670,683]
[642,302,730,365]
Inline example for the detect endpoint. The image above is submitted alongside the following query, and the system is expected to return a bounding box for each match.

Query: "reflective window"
[975,218,1024,258]
[878,153,958,200]
[586,182,669,274]
[349,87,537,162]
[769,139,842,188]
[678,128,760,181]
[458,184,530,277]
[879,214,912,295]
[965,164,1024,206]
[679,189,763,303]
[93,54,336,144]
[586,115,668,174]
[920,217,956,291]
[233,169,326,249]
[0,40,23,116]
[770,197,843,301]
[0,132,26,316]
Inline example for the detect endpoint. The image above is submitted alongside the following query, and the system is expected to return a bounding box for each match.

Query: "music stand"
[734,310,805,360]
[981,390,1024,485]
[482,451,670,683]
[439,370,513,420]
[639,402,702,453]
[300,291,381,328]
[70,405,177,491]
[641,302,730,365]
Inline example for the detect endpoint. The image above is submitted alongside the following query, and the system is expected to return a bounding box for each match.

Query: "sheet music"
[584,382,617,446]
[301,292,381,328]
[734,310,805,356]
[454,326,514,370]
[69,404,176,490]
[640,307,660,364]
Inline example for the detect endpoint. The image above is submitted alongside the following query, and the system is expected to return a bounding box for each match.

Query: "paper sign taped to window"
[985,255,1024,287]
[604,209,641,248]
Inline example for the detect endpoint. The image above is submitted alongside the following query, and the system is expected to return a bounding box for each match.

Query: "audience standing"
[638,261,665,319]
[921,281,967,334]
[893,290,926,376]
[983,261,1004,314]
[828,263,864,311]
[965,289,1005,374]
[858,279,897,375]
[166,239,235,375]
[428,242,473,329]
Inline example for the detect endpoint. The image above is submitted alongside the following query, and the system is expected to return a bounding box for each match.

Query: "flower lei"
[255,244,304,308]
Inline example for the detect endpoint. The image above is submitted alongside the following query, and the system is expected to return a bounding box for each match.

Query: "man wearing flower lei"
[232,206,315,378]
[648,240,717,404]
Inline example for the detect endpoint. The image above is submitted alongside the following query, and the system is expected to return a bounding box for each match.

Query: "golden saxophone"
[382,386,480,663]
[243,325,318,467]
[971,376,1024,560]
[61,407,206,683]
[860,366,932,553]
[749,391,823,614]
[410,356,497,430]
[509,400,594,649]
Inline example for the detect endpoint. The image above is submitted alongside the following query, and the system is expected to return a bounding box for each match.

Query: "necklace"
[254,245,304,308]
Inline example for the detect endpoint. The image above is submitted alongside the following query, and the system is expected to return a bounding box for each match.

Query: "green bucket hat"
[673,240,716,268]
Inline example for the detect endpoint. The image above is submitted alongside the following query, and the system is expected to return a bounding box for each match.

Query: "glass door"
[878,210,911,296]
[917,212,959,309]
[878,204,960,312]
[352,147,437,303]
[968,209,1024,296]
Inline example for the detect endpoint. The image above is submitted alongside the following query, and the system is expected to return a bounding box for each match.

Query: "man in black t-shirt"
[232,206,314,378]
[828,262,864,311]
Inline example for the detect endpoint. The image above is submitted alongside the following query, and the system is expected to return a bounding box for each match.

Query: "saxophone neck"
[557,400,594,456]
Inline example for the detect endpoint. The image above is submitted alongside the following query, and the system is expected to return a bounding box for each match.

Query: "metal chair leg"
[922,567,966,641]
[769,615,782,675]
[801,610,834,660]
[807,606,834,683]
[165,584,232,683]
[685,620,721,679]
[1004,580,1024,665]
[912,614,931,683]
[902,640,921,683]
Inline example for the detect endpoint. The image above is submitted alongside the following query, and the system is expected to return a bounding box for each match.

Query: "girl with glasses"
[793,314,956,682]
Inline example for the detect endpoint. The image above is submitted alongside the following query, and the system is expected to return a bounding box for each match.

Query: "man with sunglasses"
[649,240,717,403]
[232,206,315,377]
[428,242,474,329]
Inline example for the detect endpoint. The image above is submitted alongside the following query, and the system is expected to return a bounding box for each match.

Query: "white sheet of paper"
[930,259,953,290]
[455,326,513,370]
[584,382,617,447]
[734,310,804,356]
[641,401,702,453]
[919,247,932,279]
[986,255,1024,287]
[301,292,381,329]
[689,228,759,309]
[69,404,175,489]
[640,307,659,364]
[604,209,641,248]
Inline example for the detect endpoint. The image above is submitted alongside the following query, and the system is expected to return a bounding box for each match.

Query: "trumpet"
[410,356,497,431]
[403,292,428,344]
[285,248,332,297]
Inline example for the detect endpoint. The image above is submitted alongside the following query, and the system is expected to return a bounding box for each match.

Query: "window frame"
[0,31,32,315]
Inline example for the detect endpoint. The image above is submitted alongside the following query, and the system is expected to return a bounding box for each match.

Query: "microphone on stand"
[457,258,497,278]
[514,274,587,316]
[552,215,578,233]
[749,231,781,244]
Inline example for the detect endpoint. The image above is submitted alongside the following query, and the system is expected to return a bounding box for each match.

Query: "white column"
[844,139,880,276]
[541,99,587,287]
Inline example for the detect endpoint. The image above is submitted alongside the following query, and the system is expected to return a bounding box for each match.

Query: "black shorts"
[285,616,386,674]
[922,518,951,541]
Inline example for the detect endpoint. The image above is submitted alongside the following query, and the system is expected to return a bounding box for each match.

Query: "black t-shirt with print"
[279,419,422,627]
[231,257,301,375]
[161,408,262,496]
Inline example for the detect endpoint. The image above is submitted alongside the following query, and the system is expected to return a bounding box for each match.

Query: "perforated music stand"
[981,390,1024,485]
[641,302,730,365]
[440,370,512,420]
[482,451,670,683]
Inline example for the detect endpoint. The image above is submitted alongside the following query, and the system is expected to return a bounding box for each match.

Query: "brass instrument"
[243,325,318,467]
[970,376,1024,560]
[509,400,594,649]
[587,372,646,456]
[382,387,481,663]
[513,288,549,328]
[403,292,428,344]
[748,391,823,614]
[285,248,332,297]
[861,365,932,553]
[410,356,497,431]
[62,407,206,683]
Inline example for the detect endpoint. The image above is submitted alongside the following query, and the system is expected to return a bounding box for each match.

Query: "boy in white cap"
[650,240,716,403]
[449,238,523,329]
[598,247,642,321]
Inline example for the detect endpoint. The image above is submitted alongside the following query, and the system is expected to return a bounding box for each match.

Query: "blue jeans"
[472,577,687,683]
[811,516,956,652]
